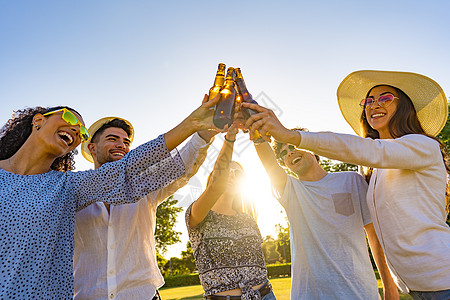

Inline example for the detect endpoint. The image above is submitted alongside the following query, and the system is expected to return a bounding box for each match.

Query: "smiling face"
[88,127,131,168]
[37,109,85,156]
[280,143,317,176]
[364,85,399,139]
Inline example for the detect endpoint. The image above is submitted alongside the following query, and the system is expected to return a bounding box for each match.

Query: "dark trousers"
[151,290,161,300]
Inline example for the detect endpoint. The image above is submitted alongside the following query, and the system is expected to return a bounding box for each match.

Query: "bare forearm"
[254,142,287,193]
[189,135,235,227]
[365,223,399,300]
[164,117,197,151]
[198,130,217,143]
[165,93,221,151]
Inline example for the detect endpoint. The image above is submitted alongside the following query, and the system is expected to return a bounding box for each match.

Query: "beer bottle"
[213,67,236,129]
[234,68,265,143]
[208,63,226,101]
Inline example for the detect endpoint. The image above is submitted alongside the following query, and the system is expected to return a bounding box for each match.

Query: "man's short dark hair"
[271,127,319,167]
[91,119,132,143]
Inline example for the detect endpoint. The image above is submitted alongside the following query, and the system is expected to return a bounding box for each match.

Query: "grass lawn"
[159,277,291,300]
[159,277,413,299]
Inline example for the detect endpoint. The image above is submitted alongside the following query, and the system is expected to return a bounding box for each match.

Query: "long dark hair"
[360,85,450,214]
[0,106,81,172]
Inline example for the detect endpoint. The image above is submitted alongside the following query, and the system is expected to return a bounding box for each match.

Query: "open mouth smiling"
[110,150,126,157]
[58,131,74,146]
[292,156,302,164]
[371,113,386,119]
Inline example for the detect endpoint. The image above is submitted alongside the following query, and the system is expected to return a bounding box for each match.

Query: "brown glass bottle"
[208,63,226,101]
[234,68,265,143]
[213,67,236,129]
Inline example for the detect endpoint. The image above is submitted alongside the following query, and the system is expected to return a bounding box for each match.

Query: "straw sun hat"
[81,117,134,163]
[337,70,448,137]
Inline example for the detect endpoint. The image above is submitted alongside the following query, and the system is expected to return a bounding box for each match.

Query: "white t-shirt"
[276,172,379,300]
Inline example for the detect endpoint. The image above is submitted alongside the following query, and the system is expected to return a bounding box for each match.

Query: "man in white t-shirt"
[74,117,215,300]
[253,128,398,299]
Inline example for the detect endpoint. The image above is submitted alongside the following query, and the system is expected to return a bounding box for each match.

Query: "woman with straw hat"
[242,70,450,300]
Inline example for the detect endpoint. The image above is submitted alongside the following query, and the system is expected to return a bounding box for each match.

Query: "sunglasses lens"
[80,127,90,142]
[62,110,78,125]
[280,150,287,159]
[289,145,295,151]
[378,94,394,106]
[61,110,89,142]
[360,98,373,109]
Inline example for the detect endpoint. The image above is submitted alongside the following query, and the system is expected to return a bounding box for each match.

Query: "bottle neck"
[223,78,235,90]
[213,75,225,87]
[235,79,252,101]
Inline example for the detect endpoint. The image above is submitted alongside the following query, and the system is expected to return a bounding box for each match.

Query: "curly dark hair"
[0,106,82,172]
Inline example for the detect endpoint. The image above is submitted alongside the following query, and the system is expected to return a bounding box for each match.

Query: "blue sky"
[1,0,449,257]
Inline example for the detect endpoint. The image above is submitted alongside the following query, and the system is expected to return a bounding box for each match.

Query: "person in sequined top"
[186,125,276,300]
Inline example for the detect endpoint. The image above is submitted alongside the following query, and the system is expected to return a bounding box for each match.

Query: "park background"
[1,1,449,299]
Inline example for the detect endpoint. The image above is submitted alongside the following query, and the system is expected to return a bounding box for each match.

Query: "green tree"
[155,195,183,254]
[437,101,450,225]
[320,158,358,172]
[275,223,291,263]
[437,102,450,148]
[156,253,168,277]
[180,241,197,273]
[163,257,190,275]
[262,235,281,264]
[160,242,197,276]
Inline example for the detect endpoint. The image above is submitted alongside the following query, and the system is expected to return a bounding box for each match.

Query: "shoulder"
[325,171,363,180]
[327,171,368,187]
[397,134,439,147]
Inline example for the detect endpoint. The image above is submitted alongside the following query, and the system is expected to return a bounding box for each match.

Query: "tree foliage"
[179,241,197,273]
[261,235,281,264]
[160,241,197,276]
[437,101,450,225]
[275,223,291,263]
[320,159,358,172]
[155,195,183,254]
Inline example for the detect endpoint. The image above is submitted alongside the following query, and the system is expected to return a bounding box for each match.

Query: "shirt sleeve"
[72,134,186,211]
[299,131,441,170]
[273,174,296,209]
[354,173,371,226]
[146,132,213,205]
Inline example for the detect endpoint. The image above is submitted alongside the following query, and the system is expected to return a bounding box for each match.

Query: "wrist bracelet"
[224,137,236,143]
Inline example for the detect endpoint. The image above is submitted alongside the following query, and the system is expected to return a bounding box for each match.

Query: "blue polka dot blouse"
[0,135,185,299]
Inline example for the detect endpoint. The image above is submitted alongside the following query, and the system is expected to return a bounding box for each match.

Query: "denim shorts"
[261,291,277,300]
[409,289,450,300]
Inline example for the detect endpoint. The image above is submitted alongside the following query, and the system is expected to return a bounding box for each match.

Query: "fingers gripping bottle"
[213,67,236,129]
[234,68,266,143]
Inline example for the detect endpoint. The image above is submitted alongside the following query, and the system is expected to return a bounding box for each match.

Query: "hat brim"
[81,117,134,163]
[337,70,448,137]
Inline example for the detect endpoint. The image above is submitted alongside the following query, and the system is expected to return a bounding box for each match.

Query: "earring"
[34,124,40,130]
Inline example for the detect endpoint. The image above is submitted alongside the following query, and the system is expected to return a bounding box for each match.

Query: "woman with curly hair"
[0,96,219,299]
[244,70,450,300]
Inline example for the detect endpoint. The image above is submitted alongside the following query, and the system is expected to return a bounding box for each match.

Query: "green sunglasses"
[43,108,90,142]
[279,144,296,161]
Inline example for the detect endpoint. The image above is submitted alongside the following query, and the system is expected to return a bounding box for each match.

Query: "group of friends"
[0,70,449,300]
